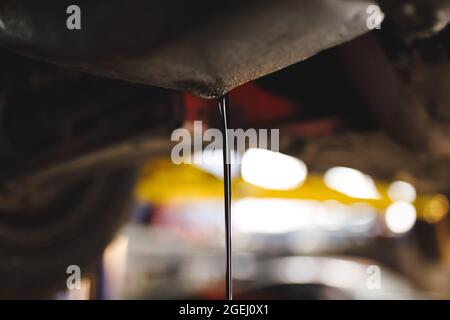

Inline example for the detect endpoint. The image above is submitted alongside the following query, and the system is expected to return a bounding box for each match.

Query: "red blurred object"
[182,82,339,139]
[183,82,302,128]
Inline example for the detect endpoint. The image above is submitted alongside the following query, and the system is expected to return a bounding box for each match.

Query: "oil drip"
[218,94,232,300]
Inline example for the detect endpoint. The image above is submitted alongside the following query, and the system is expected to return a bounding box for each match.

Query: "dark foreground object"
[0,0,372,97]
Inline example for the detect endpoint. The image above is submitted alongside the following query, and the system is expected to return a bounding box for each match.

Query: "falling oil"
[218,94,232,300]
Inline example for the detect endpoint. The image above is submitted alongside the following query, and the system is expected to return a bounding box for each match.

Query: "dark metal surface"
[0,0,373,98]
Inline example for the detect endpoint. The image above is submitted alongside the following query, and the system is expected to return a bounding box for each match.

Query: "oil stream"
[218,94,232,300]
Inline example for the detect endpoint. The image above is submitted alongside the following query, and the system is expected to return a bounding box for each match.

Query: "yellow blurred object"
[135,158,449,223]
[423,195,450,224]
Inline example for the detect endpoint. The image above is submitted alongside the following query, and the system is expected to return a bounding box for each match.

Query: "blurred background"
[57,65,450,299]
[69,147,450,300]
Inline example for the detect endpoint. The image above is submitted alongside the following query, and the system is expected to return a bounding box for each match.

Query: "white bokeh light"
[388,181,416,203]
[241,148,307,190]
[385,202,417,234]
[193,149,240,179]
[324,167,380,200]
[233,198,377,234]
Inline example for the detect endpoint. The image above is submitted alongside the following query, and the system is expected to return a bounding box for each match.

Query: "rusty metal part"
[337,32,450,155]
[0,109,179,191]
[338,33,432,150]
[0,0,374,98]
[7,135,173,190]
[295,131,450,195]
